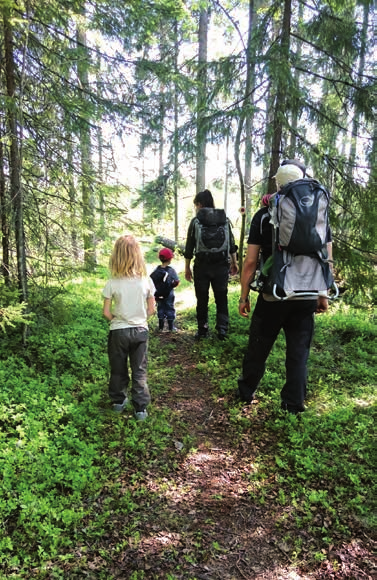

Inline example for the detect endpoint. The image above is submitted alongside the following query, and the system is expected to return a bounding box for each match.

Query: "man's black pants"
[193,260,229,333]
[238,294,316,412]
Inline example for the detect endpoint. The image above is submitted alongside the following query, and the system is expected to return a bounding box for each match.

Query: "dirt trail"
[130,330,314,580]
[109,330,375,579]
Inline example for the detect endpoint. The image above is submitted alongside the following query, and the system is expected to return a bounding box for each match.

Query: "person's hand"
[230,263,238,276]
[185,268,193,282]
[239,299,250,317]
[316,295,328,313]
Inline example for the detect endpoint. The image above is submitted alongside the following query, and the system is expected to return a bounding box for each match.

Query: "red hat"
[159,248,174,261]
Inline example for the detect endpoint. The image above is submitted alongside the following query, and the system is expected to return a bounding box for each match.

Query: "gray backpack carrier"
[266,179,338,300]
[194,208,230,261]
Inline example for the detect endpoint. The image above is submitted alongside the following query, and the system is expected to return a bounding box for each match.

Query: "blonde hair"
[110,235,147,278]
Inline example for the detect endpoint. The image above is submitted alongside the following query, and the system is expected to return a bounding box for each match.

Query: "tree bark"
[173,20,179,242]
[235,0,256,273]
[77,23,97,271]
[267,0,292,194]
[244,0,256,217]
[288,0,304,156]
[196,7,209,193]
[0,128,10,286]
[348,2,369,175]
[3,9,28,299]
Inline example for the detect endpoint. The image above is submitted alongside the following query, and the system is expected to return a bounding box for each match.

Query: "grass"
[0,273,375,578]
[195,289,376,550]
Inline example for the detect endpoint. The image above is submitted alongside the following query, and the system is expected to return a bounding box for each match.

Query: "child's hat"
[159,248,174,260]
[273,164,303,187]
[281,158,306,176]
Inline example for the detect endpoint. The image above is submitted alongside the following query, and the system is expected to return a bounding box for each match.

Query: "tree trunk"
[96,51,105,241]
[288,0,304,156]
[196,7,209,193]
[235,118,246,273]
[348,2,369,175]
[77,24,96,271]
[244,0,256,218]
[3,9,28,300]
[173,20,179,242]
[267,0,292,194]
[235,0,256,273]
[0,128,10,286]
[66,132,79,261]
[224,132,230,214]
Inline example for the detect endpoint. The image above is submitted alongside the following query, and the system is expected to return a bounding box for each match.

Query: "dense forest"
[0,1,376,579]
[0,0,375,317]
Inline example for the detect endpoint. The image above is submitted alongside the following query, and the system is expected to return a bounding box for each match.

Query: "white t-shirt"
[102,276,155,331]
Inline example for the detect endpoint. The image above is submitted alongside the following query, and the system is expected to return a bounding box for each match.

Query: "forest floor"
[107,329,376,580]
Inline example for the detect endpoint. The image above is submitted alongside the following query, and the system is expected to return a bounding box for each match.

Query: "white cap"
[274,164,303,187]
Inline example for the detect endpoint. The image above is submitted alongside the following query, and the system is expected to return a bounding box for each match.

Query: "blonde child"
[102,235,155,420]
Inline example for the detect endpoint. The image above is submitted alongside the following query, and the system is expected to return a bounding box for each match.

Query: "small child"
[102,235,155,419]
[150,248,180,332]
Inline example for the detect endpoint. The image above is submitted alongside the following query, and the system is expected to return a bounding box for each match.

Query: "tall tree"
[196,6,209,192]
[234,0,258,271]
[266,0,292,194]
[3,6,27,299]
[76,21,97,271]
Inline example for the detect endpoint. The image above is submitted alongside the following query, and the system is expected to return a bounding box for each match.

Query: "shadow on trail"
[108,330,315,580]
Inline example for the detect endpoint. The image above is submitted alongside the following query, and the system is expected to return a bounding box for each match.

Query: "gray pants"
[107,327,151,412]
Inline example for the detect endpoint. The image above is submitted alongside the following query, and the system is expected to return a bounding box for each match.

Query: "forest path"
[124,329,314,580]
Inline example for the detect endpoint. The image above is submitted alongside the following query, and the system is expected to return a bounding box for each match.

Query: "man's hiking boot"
[217,329,227,341]
[281,402,304,415]
[195,330,209,340]
[235,388,253,405]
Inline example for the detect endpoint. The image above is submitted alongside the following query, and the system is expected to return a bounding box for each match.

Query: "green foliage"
[0,275,375,575]
[0,301,31,333]
[132,177,174,223]
[0,287,33,332]
[187,290,376,555]
[0,276,176,577]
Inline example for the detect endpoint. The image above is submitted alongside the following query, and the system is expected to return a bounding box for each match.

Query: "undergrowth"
[194,289,376,562]
[0,273,375,578]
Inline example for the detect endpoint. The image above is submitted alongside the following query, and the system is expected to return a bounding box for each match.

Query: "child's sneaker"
[112,397,128,413]
[135,410,148,421]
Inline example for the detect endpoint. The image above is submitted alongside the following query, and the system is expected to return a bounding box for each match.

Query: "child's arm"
[103,298,114,321]
[147,295,155,318]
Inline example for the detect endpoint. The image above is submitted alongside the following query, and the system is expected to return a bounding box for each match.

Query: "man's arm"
[239,244,260,317]
[228,221,238,276]
[184,219,196,282]
[185,258,193,282]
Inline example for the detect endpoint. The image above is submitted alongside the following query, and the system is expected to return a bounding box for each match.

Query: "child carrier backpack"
[194,208,230,261]
[256,179,338,300]
[150,268,176,301]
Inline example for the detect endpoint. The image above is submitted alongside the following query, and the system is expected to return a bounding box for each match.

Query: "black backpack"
[193,208,230,261]
[150,268,176,301]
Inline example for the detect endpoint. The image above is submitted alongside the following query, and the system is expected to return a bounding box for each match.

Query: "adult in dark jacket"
[237,161,333,414]
[184,189,238,340]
